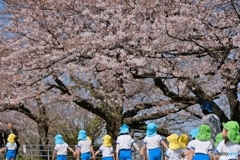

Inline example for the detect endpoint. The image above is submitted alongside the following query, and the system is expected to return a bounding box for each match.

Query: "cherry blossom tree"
[0,97,50,158]
[0,0,239,141]
[0,110,39,144]
[47,101,104,145]
[0,96,103,158]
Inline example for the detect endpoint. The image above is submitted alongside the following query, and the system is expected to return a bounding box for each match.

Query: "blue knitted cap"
[201,102,213,113]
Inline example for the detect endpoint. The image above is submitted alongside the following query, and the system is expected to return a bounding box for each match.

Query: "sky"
[0,1,4,9]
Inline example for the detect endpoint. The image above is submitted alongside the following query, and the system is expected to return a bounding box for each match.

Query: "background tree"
[0,98,50,158]
[0,0,239,142]
[47,102,104,145]
[0,97,103,156]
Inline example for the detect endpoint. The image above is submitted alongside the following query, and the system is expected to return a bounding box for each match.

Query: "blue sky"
[0,1,3,9]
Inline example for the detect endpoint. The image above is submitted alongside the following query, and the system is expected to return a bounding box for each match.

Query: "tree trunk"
[105,112,122,143]
[37,105,49,160]
[37,121,49,160]
[226,87,240,124]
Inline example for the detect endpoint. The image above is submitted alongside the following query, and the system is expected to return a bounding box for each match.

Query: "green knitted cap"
[222,121,239,132]
[196,124,211,141]
[214,133,224,147]
[223,121,240,144]
[227,131,240,144]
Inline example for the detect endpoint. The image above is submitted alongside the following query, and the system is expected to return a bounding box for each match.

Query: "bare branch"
[186,78,229,122]
[0,103,38,121]
[73,96,107,121]
[154,77,198,104]
[124,104,189,124]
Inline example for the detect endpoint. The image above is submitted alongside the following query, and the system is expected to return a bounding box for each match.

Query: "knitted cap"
[78,130,87,140]
[54,134,65,144]
[196,124,211,141]
[189,128,199,140]
[214,133,224,147]
[223,121,240,143]
[201,102,213,113]
[119,124,130,134]
[227,131,240,144]
[179,134,189,148]
[222,121,239,132]
[167,134,181,149]
[146,122,157,137]
[7,134,16,143]
[87,136,92,143]
[102,135,112,147]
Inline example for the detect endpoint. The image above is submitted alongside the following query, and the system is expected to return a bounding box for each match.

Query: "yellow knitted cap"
[179,134,189,148]
[102,135,112,147]
[7,134,16,143]
[167,134,181,150]
[87,136,92,143]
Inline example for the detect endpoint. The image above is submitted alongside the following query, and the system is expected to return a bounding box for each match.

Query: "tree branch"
[73,96,108,121]
[0,103,38,121]
[154,77,198,104]
[185,108,202,119]
[54,77,71,95]
[230,0,240,20]
[124,104,189,124]
[186,78,229,122]
[123,103,153,118]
